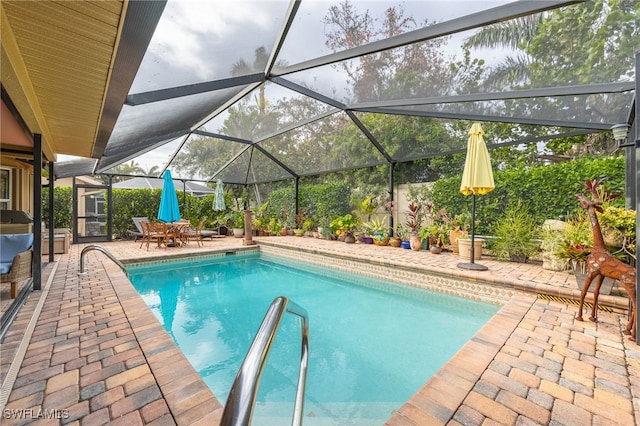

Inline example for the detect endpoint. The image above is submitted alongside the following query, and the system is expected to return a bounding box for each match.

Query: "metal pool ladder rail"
[221,296,309,426]
[79,245,128,277]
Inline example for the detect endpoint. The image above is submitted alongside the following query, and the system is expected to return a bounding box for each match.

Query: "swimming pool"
[128,252,499,425]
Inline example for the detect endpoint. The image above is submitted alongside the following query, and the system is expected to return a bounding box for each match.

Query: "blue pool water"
[128,252,499,425]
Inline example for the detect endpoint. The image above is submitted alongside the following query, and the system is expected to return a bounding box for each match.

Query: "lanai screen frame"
[51,0,635,187]
[49,0,638,341]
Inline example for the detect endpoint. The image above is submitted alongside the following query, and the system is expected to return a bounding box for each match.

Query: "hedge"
[430,156,626,235]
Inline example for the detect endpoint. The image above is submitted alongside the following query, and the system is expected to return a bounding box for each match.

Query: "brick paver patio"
[1,236,639,425]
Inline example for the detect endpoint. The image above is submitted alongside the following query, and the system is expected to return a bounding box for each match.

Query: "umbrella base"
[457,262,488,271]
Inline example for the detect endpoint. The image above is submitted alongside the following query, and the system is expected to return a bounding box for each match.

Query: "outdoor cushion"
[127,217,148,240]
[132,217,148,234]
[0,233,34,273]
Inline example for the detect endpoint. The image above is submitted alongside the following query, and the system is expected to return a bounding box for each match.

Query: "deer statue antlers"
[575,178,636,339]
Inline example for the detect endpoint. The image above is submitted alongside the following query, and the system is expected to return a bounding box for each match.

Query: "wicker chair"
[1,235,33,299]
[1,249,32,298]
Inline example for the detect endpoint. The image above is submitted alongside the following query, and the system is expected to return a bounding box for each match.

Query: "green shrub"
[264,181,352,228]
[431,156,625,235]
[492,201,541,262]
[42,187,73,230]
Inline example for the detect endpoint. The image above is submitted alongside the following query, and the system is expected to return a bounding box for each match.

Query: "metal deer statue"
[575,178,636,339]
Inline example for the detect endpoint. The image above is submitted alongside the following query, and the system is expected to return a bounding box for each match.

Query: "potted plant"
[303,217,316,237]
[213,216,228,236]
[553,211,609,293]
[266,218,282,236]
[330,214,360,243]
[252,201,269,235]
[599,205,637,264]
[421,224,445,252]
[359,219,375,244]
[280,205,293,236]
[540,219,570,271]
[352,195,379,223]
[361,216,388,246]
[555,214,592,271]
[228,210,245,237]
[457,235,484,261]
[449,213,471,253]
[492,201,541,263]
[395,224,411,248]
[293,209,308,236]
[252,217,266,236]
[389,224,405,248]
[405,202,423,250]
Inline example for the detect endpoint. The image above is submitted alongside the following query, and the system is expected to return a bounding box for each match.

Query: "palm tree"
[142,165,161,177]
[231,46,270,114]
[109,160,145,182]
[463,15,542,90]
[230,47,288,205]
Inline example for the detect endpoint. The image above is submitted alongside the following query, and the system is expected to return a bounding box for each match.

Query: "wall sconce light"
[611,123,632,148]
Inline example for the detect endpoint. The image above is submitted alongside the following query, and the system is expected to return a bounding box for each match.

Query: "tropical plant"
[464,0,638,161]
[395,224,408,241]
[450,213,472,232]
[294,209,308,229]
[405,202,423,233]
[330,214,360,237]
[492,201,541,262]
[252,217,265,233]
[599,206,636,263]
[302,218,316,232]
[352,195,379,222]
[554,213,593,264]
[227,211,245,229]
[422,222,450,248]
[266,218,282,235]
[362,216,388,236]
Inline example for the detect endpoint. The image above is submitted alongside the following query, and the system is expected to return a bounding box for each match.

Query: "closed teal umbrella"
[158,170,181,223]
[213,179,226,211]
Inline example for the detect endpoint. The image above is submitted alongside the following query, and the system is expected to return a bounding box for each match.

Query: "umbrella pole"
[470,194,476,263]
[458,194,488,271]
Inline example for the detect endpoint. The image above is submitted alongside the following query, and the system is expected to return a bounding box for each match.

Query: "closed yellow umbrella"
[458,123,494,271]
[460,123,495,196]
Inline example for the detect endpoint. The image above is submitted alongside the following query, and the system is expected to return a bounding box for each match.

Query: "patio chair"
[181,220,204,247]
[1,233,34,298]
[128,217,148,241]
[140,221,168,250]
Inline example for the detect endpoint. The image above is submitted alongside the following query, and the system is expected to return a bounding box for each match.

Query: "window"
[0,168,11,210]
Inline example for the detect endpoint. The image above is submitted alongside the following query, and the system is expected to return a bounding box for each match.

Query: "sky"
[62,0,514,174]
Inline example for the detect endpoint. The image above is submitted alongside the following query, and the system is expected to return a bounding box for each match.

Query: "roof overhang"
[0,0,165,162]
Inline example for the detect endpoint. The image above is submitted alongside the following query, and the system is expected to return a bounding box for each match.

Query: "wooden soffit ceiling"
[1,1,126,161]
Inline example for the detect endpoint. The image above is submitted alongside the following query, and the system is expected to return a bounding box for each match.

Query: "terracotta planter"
[345,234,356,244]
[389,237,401,247]
[409,234,421,251]
[458,238,483,261]
[449,229,468,253]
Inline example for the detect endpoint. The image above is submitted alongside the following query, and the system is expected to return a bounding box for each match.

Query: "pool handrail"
[221,296,309,426]
[79,245,128,277]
